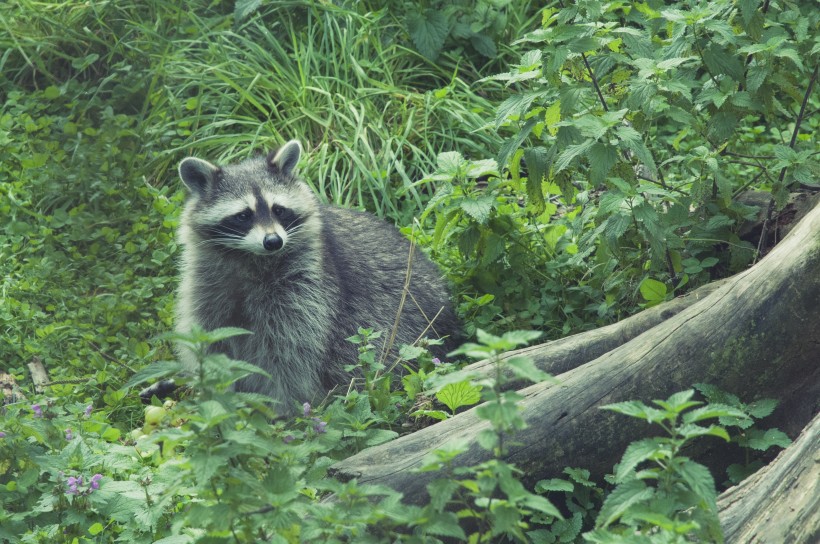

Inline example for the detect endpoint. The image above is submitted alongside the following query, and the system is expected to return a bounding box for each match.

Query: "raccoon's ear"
[267,140,302,177]
[179,157,220,196]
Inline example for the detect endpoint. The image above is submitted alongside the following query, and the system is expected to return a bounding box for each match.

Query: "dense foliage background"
[1,0,817,542]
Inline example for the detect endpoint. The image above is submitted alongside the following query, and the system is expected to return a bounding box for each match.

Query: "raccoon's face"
[178,140,319,256]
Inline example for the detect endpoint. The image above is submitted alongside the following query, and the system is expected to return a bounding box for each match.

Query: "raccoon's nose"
[263,233,284,251]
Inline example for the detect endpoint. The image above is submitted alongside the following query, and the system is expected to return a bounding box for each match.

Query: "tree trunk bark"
[330,198,820,507]
[717,412,819,543]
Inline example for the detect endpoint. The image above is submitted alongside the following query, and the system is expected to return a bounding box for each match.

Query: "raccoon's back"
[318,206,458,354]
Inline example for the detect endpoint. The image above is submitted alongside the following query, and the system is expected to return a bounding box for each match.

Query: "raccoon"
[173,140,458,413]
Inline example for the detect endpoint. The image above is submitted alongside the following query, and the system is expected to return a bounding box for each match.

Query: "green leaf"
[588,143,619,185]
[234,0,261,21]
[745,428,791,451]
[459,194,496,224]
[702,43,745,81]
[745,398,778,419]
[505,356,554,384]
[554,139,593,173]
[535,478,574,493]
[677,459,717,509]
[88,522,104,536]
[407,9,449,60]
[596,479,654,528]
[523,147,550,214]
[436,380,482,413]
[121,361,183,390]
[615,438,662,482]
[682,404,751,425]
[639,278,667,302]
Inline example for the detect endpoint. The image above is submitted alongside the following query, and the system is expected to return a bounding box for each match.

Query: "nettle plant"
[422,0,819,335]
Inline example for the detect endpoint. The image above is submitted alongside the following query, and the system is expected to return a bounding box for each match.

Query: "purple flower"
[32,404,43,418]
[282,434,295,444]
[66,476,83,495]
[432,357,442,366]
[312,417,327,434]
[0,432,6,438]
[84,404,93,417]
[65,428,73,441]
[302,402,311,418]
[90,474,102,491]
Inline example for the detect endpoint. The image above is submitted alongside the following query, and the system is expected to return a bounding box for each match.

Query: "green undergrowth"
[0,0,814,542]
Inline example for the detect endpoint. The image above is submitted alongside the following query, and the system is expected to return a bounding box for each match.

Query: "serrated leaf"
[234,0,261,21]
[745,398,778,419]
[615,438,661,482]
[677,459,717,509]
[523,146,550,214]
[470,33,497,58]
[535,478,574,493]
[459,194,496,224]
[596,479,654,528]
[702,43,745,81]
[436,151,465,176]
[588,143,619,185]
[406,9,449,60]
[602,400,668,424]
[436,380,482,413]
[746,428,791,451]
[554,139,593,172]
[505,356,553,384]
[682,404,751,424]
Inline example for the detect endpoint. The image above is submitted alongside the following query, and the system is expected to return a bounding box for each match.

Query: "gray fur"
[175,140,458,413]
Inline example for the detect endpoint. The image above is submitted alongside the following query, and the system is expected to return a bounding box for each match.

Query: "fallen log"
[330,197,820,505]
[717,412,819,543]
[461,278,726,392]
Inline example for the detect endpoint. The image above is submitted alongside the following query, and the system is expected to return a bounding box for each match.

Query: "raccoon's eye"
[234,210,252,222]
[271,205,284,216]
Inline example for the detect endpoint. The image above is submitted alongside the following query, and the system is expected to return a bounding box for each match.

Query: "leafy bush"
[422,0,819,335]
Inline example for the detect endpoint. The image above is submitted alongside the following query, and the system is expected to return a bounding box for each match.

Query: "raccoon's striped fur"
[175,140,458,413]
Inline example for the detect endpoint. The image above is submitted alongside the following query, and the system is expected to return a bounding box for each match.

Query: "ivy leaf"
[407,9,449,60]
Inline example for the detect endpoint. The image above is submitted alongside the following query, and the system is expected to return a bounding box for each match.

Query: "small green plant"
[586,390,752,543]
[418,329,565,542]
[693,383,791,484]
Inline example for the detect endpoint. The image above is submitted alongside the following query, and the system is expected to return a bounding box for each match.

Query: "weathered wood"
[27,357,50,394]
[717,412,819,543]
[330,197,820,505]
[462,278,726,392]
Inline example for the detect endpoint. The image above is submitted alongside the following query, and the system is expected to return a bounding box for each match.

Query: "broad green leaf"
[459,194,496,224]
[523,147,550,214]
[436,380,482,413]
[406,9,449,60]
[535,478,574,493]
[745,398,778,419]
[682,404,751,424]
[121,361,183,390]
[639,278,667,302]
[436,151,465,177]
[745,428,791,451]
[554,139,593,173]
